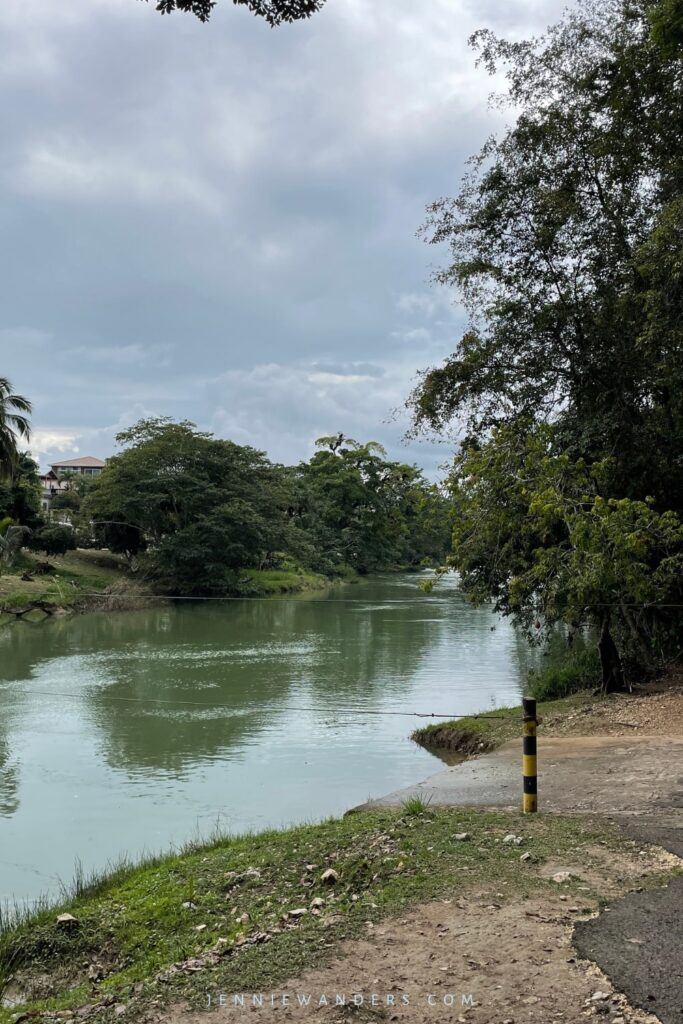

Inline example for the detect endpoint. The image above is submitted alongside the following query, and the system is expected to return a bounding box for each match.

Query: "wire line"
[1,687,517,720]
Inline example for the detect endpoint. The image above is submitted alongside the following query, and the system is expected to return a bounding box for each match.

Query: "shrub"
[28,525,77,557]
[527,647,601,701]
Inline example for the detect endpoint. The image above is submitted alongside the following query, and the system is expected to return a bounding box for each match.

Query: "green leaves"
[148,0,326,25]
[447,422,683,670]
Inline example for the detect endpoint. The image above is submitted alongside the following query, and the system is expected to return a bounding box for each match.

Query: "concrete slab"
[362,735,683,824]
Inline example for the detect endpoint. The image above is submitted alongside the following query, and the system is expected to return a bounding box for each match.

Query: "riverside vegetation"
[0,421,451,610]
[1,0,683,1012]
[2,806,678,1023]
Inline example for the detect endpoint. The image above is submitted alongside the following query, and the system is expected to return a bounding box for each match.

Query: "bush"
[527,647,601,701]
[28,525,77,557]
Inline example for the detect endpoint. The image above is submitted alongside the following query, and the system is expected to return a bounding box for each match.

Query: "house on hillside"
[39,456,106,511]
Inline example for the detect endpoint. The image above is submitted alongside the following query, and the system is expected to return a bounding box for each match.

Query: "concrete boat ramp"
[361,733,683,1024]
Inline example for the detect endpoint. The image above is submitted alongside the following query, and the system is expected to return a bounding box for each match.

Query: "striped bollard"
[522,696,538,813]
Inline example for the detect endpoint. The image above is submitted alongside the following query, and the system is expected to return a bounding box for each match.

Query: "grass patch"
[0,551,118,612]
[412,691,600,754]
[235,568,331,596]
[0,808,655,1022]
[400,795,433,816]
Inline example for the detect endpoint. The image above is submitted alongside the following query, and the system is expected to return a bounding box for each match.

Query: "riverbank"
[411,673,683,758]
[0,550,156,623]
[0,552,356,623]
[1,807,678,1024]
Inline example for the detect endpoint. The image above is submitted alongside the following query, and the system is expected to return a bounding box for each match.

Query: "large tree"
[84,418,291,593]
[147,0,325,24]
[410,0,683,684]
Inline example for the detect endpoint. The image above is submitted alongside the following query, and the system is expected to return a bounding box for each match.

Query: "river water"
[0,573,533,903]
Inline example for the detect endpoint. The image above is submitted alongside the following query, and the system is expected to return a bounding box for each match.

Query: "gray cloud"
[1,0,572,475]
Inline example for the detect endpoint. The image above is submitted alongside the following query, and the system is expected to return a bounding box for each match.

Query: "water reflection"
[0,574,530,901]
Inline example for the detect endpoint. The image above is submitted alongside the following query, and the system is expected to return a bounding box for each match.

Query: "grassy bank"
[0,807,666,1023]
[412,691,600,755]
[0,549,153,620]
[234,565,357,597]
[0,553,356,622]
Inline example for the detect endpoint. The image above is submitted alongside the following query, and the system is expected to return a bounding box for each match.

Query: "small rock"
[310,897,325,909]
[454,833,471,841]
[114,1007,126,1017]
[181,901,197,910]
[502,834,523,846]
[552,871,573,883]
[194,924,207,932]
[56,913,79,930]
[321,868,338,884]
[287,908,308,919]
[237,913,250,925]
[520,852,535,863]
[591,992,611,1002]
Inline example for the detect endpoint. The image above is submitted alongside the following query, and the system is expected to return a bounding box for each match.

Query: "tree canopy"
[83,419,450,594]
[411,0,683,688]
[0,378,32,482]
[147,0,325,24]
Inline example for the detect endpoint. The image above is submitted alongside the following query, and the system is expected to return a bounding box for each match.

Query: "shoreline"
[0,552,361,625]
[0,681,681,1022]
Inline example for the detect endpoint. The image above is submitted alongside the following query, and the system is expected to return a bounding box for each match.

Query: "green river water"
[0,573,534,903]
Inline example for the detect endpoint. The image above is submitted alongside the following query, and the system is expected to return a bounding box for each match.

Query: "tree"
[147,0,325,24]
[411,0,683,510]
[445,424,683,690]
[0,378,32,481]
[0,519,30,569]
[84,418,290,593]
[409,0,683,678]
[27,524,77,558]
[0,452,43,530]
[299,435,450,573]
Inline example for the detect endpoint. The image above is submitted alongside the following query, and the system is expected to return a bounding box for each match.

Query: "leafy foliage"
[83,421,450,593]
[27,525,77,558]
[147,0,325,24]
[0,378,32,481]
[410,0,683,683]
[0,519,30,568]
[0,453,42,530]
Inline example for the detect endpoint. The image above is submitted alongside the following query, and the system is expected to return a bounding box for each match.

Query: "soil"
[542,680,683,740]
[160,883,669,1024]
[154,685,683,1024]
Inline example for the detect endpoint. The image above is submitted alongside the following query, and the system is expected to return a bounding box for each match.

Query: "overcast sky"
[1,0,569,476]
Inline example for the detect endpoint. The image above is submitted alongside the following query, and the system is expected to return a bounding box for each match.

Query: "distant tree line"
[82,419,450,592]
[0,405,451,591]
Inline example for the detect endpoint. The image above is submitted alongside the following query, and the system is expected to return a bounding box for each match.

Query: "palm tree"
[0,378,32,480]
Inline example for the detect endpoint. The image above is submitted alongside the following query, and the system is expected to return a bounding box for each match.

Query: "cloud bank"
[0,0,570,475]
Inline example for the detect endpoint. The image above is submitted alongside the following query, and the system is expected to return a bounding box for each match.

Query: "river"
[0,573,534,903]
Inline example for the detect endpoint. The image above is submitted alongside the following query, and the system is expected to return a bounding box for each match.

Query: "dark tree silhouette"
[149,0,326,24]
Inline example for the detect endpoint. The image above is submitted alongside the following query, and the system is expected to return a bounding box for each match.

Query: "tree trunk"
[619,600,656,675]
[597,614,626,693]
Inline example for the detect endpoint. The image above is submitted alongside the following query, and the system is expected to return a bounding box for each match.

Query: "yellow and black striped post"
[522,696,538,813]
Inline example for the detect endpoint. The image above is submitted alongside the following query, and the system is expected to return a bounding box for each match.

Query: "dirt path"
[159,687,683,1024]
[162,847,675,1024]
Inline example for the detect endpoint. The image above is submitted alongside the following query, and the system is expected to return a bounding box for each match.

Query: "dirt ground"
[163,848,676,1024]
[158,684,683,1024]
[543,680,683,739]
